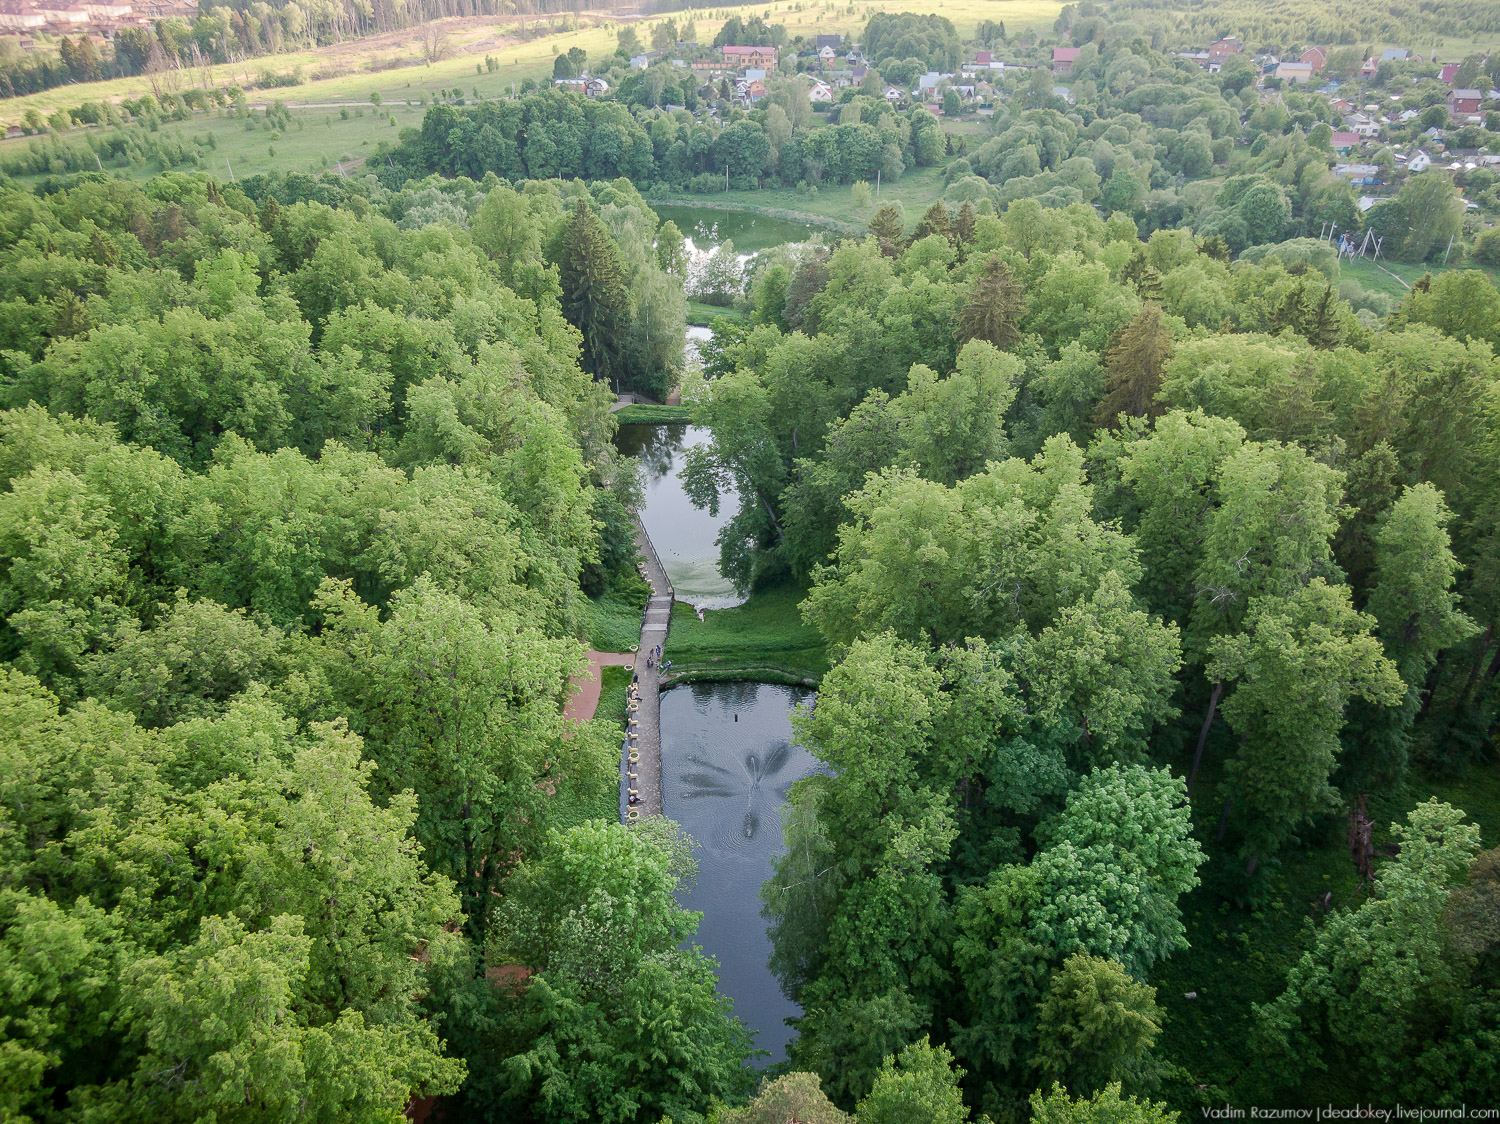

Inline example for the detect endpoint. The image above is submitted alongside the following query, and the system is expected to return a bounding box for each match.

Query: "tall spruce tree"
[958,256,1026,350]
[558,199,630,391]
[1092,304,1173,429]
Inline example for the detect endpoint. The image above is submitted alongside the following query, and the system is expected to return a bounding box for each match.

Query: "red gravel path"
[565,650,636,724]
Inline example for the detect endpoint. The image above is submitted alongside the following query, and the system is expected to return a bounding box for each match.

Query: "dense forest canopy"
[2,0,1500,1116]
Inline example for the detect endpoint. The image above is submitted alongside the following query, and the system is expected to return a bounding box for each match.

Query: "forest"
[0,0,1499,1118]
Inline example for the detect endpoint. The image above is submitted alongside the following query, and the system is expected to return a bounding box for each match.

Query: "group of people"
[645,644,664,671]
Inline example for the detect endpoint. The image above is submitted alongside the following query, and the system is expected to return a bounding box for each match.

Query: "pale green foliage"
[1029,1082,1179,1124]
[857,1037,971,1124]
[720,1072,851,1124]
[1367,483,1478,690]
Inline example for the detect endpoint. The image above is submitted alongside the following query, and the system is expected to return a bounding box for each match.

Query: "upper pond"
[614,423,742,610]
[660,681,820,1068]
[650,204,823,254]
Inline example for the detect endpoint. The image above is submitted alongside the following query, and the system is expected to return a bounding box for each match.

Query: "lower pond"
[614,423,742,610]
[659,681,820,1067]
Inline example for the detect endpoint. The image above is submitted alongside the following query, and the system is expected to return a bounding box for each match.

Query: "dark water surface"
[659,681,819,1067]
[613,423,742,609]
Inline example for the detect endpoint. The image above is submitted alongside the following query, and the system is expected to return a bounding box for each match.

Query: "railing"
[634,515,675,600]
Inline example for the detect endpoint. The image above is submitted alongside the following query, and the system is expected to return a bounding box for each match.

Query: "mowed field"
[0,0,1064,126]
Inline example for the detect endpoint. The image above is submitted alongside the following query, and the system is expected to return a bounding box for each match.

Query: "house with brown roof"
[720,45,777,71]
[1300,46,1326,71]
[1051,46,1080,76]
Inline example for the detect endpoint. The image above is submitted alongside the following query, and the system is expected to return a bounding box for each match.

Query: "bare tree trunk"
[1187,680,1223,793]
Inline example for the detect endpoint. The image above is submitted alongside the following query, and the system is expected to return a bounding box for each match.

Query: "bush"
[689,171,724,193]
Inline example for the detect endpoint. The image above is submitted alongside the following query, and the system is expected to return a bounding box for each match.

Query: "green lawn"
[614,404,695,424]
[687,300,748,326]
[578,574,649,653]
[0,99,424,183]
[664,581,829,685]
[657,166,947,231]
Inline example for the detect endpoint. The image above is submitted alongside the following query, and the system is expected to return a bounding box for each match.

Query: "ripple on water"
[660,682,821,1068]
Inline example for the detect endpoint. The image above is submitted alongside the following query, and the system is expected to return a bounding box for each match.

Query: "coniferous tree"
[558,198,630,390]
[955,201,977,246]
[1092,305,1172,429]
[911,201,955,245]
[868,204,905,257]
[958,256,1025,350]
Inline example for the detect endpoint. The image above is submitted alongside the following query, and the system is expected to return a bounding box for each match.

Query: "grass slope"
[613,404,694,424]
[664,581,829,685]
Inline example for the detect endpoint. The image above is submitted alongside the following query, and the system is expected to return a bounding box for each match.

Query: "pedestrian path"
[624,514,673,820]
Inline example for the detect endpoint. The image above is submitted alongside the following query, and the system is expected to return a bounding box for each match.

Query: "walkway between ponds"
[626,514,673,819]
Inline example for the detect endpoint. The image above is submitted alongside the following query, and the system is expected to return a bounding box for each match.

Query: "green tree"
[959,256,1026,350]
[1032,954,1162,1096]
[1208,580,1404,866]
[558,199,631,389]
[1030,1083,1178,1124]
[488,820,757,1122]
[1254,800,1481,1093]
[857,1038,971,1124]
[1091,305,1173,429]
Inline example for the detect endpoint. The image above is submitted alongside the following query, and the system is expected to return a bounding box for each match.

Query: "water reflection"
[661,682,820,1067]
[614,424,743,610]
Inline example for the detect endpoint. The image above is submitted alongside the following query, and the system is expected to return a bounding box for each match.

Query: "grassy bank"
[664,582,828,685]
[578,575,648,653]
[650,167,946,231]
[614,404,694,424]
[687,300,748,326]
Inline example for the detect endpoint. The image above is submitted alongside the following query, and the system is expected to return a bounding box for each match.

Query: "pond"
[660,681,820,1068]
[613,423,742,610]
[651,204,823,254]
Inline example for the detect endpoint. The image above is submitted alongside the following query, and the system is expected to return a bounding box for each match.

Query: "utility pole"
[875,167,880,198]
[725,162,729,192]
[1443,232,1456,264]
[225,159,235,181]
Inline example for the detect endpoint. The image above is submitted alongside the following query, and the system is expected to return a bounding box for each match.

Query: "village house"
[719,45,777,71]
[1052,46,1080,76]
[1300,46,1326,71]
[815,33,841,50]
[1439,64,1460,84]
[1208,36,1243,70]
[1329,131,1360,151]
[1448,88,1482,116]
[807,79,833,102]
[1407,149,1432,172]
[1178,49,1210,68]
[1332,163,1383,184]
[818,45,835,66]
[1276,61,1315,83]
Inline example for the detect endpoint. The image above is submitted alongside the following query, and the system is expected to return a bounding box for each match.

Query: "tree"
[1100,170,1142,215]
[557,199,630,389]
[1092,305,1172,429]
[869,204,906,256]
[1367,483,1477,694]
[958,256,1026,350]
[721,1073,851,1124]
[1389,172,1464,263]
[1209,580,1404,866]
[1032,955,1162,1096]
[857,1038,971,1124]
[1398,270,1500,353]
[488,821,757,1123]
[1254,801,1481,1094]
[1030,1083,1179,1124]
